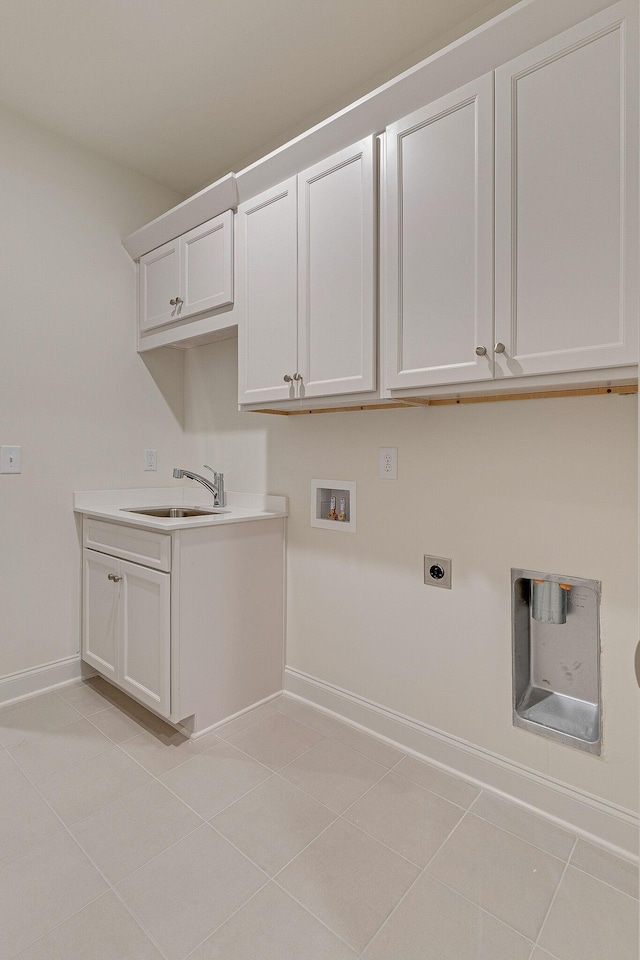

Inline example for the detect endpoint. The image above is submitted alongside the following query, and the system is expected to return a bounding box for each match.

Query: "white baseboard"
[284,666,639,861]
[0,656,92,709]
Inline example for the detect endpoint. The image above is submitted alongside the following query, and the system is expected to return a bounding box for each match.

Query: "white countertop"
[74,487,288,530]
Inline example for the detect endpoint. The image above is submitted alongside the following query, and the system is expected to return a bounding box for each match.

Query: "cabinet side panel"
[177,519,285,730]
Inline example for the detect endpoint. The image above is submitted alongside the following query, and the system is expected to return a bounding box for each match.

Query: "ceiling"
[0,0,518,197]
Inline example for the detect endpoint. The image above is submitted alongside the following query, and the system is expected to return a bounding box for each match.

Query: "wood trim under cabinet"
[248,383,638,415]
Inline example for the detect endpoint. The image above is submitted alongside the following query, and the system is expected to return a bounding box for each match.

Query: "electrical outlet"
[144,449,157,471]
[379,447,398,480]
[424,555,452,589]
[0,446,21,474]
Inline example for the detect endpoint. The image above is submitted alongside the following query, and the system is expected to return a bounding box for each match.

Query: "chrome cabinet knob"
[283,374,293,383]
[494,342,506,354]
[169,297,183,306]
[293,373,303,381]
[107,573,122,582]
[475,345,487,357]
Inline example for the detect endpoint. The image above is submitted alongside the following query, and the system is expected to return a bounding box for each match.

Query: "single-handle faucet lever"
[172,466,226,507]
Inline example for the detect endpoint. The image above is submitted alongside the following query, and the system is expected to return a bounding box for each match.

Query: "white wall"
[185,338,638,816]
[0,105,185,681]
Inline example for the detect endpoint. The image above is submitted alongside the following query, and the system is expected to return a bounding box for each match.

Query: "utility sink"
[122,506,226,518]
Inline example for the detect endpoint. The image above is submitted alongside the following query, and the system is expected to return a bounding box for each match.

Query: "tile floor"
[0,678,637,959]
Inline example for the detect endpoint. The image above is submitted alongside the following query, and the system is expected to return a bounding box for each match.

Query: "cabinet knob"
[475,345,487,357]
[293,373,303,381]
[169,297,183,306]
[107,573,122,582]
[283,374,293,383]
[494,342,506,354]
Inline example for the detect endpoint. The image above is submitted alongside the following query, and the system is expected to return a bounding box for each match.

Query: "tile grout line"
[531,834,578,952]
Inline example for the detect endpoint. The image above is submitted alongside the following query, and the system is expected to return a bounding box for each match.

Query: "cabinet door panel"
[298,137,376,398]
[384,75,494,389]
[82,550,118,681]
[237,179,298,403]
[181,211,233,317]
[139,240,180,332]
[119,560,170,717]
[495,3,638,376]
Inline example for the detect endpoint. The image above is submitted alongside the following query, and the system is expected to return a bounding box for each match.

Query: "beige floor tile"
[0,746,23,784]
[57,680,121,717]
[570,838,639,899]
[529,950,557,960]
[36,744,152,825]
[227,712,325,770]
[88,705,152,743]
[344,770,464,867]
[363,872,533,960]
[6,717,113,783]
[427,813,564,940]
[70,780,202,883]
[471,791,576,860]
[277,818,420,953]
[116,824,266,960]
[278,697,355,739]
[211,774,335,874]
[329,724,405,768]
[0,768,63,865]
[13,890,164,959]
[538,865,639,960]
[0,831,108,957]
[190,881,357,959]
[279,738,388,814]
[160,738,272,819]
[119,726,207,776]
[214,698,283,738]
[0,693,82,749]
[394,755,480,808]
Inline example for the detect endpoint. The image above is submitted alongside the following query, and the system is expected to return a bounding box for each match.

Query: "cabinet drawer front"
[83,518,171,571]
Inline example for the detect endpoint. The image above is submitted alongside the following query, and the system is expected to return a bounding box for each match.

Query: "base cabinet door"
[495,2,638,377]
[119,559,170,717]
[82,549,171,717]
[83,550,118,682]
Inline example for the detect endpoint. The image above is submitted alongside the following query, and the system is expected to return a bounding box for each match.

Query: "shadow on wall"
[140,347,186,429]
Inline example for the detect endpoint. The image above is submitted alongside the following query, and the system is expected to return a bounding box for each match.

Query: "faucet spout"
[172,467,226,507]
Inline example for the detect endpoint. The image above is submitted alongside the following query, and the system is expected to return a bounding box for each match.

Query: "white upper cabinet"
[237,137,377,406]
[494,2,638,378]
[138,209,233,339]
[237,178,299,404]
[384,75,494,390]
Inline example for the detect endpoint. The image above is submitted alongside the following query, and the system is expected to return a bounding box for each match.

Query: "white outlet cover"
[379,447,398,480]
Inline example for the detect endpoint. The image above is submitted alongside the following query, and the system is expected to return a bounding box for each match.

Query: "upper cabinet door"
[297,137,377,398]
[139,239,180,332]
[237,178,298,405]
[384,74,494,390]
[495,2,638,378]
[180,211,233,317]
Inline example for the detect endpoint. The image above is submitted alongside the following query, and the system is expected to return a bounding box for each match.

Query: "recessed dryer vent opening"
[511,569,601,755]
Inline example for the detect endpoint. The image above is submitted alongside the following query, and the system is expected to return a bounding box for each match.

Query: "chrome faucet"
[172,465,226,507]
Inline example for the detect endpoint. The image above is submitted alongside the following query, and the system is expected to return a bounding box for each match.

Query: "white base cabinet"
[83,549,170,716]
[82,516,284,733]
[237,137,377,406]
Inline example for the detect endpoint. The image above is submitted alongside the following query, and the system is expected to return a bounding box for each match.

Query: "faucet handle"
[203,464,220,478]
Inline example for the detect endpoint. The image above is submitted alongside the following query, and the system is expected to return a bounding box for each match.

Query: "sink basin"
[122,506,226,518]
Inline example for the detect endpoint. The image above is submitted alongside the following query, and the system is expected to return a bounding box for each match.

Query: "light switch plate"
[0,446,21,474]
